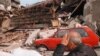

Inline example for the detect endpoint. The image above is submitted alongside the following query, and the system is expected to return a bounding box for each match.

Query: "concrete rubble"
[0,0,100,56]
[0,47,42,56]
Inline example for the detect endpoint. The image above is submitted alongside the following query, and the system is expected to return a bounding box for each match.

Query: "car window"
[55,28,88,38]
[73,28,88,37]
[55,30,68,38]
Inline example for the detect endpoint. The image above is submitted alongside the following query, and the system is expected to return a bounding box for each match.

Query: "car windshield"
[55,28,88,38]
[74,28,88,37]
[55,30,68,38]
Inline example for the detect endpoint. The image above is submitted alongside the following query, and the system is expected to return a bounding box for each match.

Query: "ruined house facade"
[11,1,55,29]
[1,0,100,33]
[12,0,100,30]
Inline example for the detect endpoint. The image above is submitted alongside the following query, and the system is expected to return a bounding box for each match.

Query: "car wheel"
[37,45,48,51]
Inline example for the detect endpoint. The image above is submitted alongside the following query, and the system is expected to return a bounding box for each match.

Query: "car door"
[45,38,61,50]
[72,28,92,47]
[45,29,68,50]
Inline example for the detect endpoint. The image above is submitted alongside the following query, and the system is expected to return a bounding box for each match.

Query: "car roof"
[58,26,89,30]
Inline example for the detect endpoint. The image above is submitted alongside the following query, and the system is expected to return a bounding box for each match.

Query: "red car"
[34,26,99,50]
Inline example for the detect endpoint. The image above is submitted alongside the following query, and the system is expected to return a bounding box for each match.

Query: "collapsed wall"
[84,0,100,33]
[11,1,54,29]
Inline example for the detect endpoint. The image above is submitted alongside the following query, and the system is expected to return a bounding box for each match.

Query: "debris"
[51,20,61,27]
[39,29,57,39]
[12,47,42,56]
[0,47,42,56]
[0,51,13,56]
[0,4,6,11]
[0,31,26,52]
[25,29,40,45]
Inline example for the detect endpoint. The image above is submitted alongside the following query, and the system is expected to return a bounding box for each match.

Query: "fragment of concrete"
[51,20,61,27]
[25,29,40,46]
[67,17,81,28]
[7,6,12,11]
[25,28,57,45]
[0,4,6,11]
[58,18,65,23]
[39,29,57,39]
[1,16,11,32]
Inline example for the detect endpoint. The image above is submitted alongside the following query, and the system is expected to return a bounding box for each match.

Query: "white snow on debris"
[0,51,14,56]
[25,29,40,45]
[0,47,42,56]
[12,47,42,56]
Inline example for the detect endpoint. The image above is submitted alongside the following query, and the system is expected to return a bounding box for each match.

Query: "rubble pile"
[0,0,83,51]
[0,1,55,51]
[11,1,55,29]
[0,31,26,51]
[0,0,100,56]
[0,0,82,51]
[0,31,25,43]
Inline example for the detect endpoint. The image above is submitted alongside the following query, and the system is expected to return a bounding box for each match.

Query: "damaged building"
[0,0,100,53]
[11,0,58,29]
[11,0,86,29]
[0,0,87,30]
